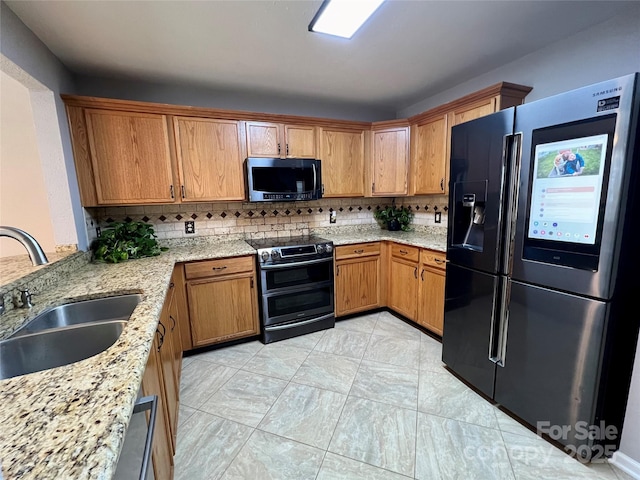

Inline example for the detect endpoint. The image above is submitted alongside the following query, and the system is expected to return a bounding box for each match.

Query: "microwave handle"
[312,163,317,193]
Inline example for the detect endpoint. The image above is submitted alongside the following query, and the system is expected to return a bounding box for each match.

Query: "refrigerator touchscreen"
[527,133,608,245]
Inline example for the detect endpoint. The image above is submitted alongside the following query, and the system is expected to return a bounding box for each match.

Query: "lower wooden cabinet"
[417,250,447,335]
[335,243,381,316]
[141,333,175,480]
[184,255,260,347]
[387,244,420,320]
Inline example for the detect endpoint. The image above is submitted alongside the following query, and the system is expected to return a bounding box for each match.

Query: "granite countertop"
[0,230,445,480]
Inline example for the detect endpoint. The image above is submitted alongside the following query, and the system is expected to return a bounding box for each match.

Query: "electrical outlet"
[185,220,195,234]
[96,227,102,237]
[330,211,337,224]
[434,211,442,224]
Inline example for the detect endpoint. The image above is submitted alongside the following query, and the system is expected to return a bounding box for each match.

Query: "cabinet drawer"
[335,243,380,260]
[421,250,447,270]
[185,256,254,280]
[391,243,419,263]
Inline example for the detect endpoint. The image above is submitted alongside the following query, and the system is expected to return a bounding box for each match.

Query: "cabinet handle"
[421,269,425,281]
[372,182,375,193]
[181,185,186,199]
[250,278,254,288]
[156,327,165,351]
[286,143,289,156]
[354,249,364,254]
[434,258,448,264]
[440,178,444,191]
[400,249,408,255]
[414,267,418,279]
[169,282,175,289]
[170,185,175,199]
[277,143,281,155]
[169,314,176,332]
[322,184,325,194]
[212,266,228,271]
[336,265,340,276]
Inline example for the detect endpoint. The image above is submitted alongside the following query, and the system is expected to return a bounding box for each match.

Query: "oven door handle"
[260,257,333,270]
[264,313,334,331]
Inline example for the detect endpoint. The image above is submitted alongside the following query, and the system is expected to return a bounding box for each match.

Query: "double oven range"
[247,236,335,343]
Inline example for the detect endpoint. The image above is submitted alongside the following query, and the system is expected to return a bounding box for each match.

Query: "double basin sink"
[0,294,142,380]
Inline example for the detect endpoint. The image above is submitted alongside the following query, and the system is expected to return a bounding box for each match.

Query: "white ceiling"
[5,0,635,110]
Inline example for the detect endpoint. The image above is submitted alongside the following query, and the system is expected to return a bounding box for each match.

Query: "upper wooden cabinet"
[83,109,175,204]
[409,82,532,195]
[245,121,317,159]
[319,127,365,197]
[370,123,410,197]
[411,114,448,195]
[173,117,245,201]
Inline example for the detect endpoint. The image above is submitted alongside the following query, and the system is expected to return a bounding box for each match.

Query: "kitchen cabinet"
[318,127,366,197]
[417,249,447,336]
[370,123,410,196]
[245,121,317,158]
[335,243,381,316]
[411,114,448,195]
[387,244,419,319]
[173,117,246,201]
[173,264,194,352]
[83,109,176,205]
[184,255,260,347]
[408,82,532,195]
[141,333,174,480]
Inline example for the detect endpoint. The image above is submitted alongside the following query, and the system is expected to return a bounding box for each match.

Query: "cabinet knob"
[354,249,364,254]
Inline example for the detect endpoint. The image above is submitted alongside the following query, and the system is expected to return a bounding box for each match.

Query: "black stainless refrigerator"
[442,73,640,456]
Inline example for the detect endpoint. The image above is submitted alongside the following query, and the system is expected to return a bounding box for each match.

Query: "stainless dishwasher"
[113,394,157,480]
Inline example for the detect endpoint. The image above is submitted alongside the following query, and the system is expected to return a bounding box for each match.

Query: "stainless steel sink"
[9,294,142,338]
[0,294,142,380]
[0,320,127,380]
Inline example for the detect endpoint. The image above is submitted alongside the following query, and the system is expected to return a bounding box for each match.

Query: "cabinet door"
[388,257,418,320]
[451,97,497,127]
[85,109,175,204]
[142,334,174,480]
[412,115,448,195]
[158,313,178,453]
[371,127,409,196]
[174,117,245,201]
[285,125,317,158]
[335,256,380,316]
[246,121,281,157]
[187,272,259,347]
[320,129,365,197]
[418,265,446,335]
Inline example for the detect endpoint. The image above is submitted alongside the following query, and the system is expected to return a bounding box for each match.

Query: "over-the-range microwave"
[245,157,322,202]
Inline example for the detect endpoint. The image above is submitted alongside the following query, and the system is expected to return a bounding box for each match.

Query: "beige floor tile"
[329,396,416,477]
[291,350,360,394]
[241,343,311,380]
[189,340,263,368]
[363,334,420,369]
[351,360,419,410]
[258,383,346,449]
[415,412,514,480]
[418,369,498,429]
[221,430,324,480]
[276,330,326,349]
[317,452,410,480]
[313,328,371,359]
[174,410,253,480]
[178,404,197,428]
[199,370,287,427]
[373,312,423,341]
[334,312,380,334]
[180,359,237,409]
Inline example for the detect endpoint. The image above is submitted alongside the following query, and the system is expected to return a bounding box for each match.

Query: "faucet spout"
[0,226,49,266]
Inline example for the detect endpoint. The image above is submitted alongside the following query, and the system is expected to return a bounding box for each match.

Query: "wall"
[0,71,56,256]
[85,196,449,244]
[397,4,640,117]
[0,2,84,249]
[72,75,396,122]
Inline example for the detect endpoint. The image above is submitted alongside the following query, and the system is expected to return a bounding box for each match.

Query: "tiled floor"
[175,311,633,480]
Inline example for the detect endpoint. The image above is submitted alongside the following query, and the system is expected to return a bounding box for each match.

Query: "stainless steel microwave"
[245,157,322,202]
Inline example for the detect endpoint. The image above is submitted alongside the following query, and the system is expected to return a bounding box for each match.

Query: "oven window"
[264,261,332,291]
[265,286,333,320]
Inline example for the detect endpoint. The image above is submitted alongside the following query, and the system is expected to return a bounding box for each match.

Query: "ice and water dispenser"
[451,181,487,252]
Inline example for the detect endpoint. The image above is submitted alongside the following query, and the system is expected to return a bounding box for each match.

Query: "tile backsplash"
[85,195,449,244]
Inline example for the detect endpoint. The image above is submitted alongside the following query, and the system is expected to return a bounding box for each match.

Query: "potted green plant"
[91,221,167,263]
[373,205,414,231]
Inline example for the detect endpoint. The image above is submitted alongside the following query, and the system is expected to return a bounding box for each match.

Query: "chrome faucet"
[0,226,49,266]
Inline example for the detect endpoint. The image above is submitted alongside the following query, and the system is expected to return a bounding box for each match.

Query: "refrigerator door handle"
[502,132,523,276]
[495,278,512,367]
[488,279,501,363]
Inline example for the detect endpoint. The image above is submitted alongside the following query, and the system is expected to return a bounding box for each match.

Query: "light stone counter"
[0,230,445,480]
